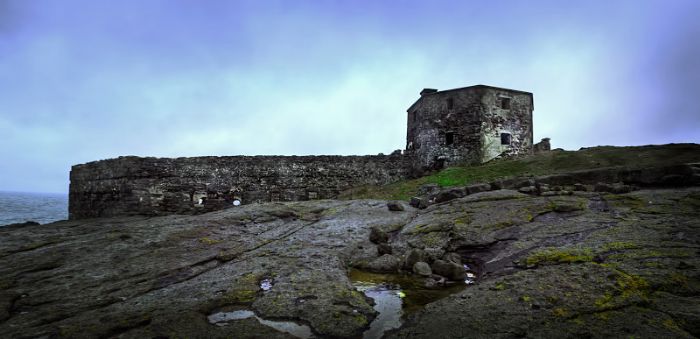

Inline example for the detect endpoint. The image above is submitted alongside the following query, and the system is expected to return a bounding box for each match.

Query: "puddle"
[208,309,313,338]
[349,268,471,339]
[260,278,273,291]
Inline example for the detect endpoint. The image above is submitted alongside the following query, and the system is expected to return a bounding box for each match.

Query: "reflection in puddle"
[260,278,273,291]
[208,309,313,338]
[349,269,471,339]
[464,264,476,284]
[354,282,403,339]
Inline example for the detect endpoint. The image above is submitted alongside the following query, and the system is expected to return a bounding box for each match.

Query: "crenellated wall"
[69,154,415,219]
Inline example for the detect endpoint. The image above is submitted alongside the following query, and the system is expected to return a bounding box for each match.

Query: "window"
[413,111,418,122]
[307,191,318,200]
[447,98,454,109]
[446,132,454,145]
[501,133,512,145]
[501,97,511,110]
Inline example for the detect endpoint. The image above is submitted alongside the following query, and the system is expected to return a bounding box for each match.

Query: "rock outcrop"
[1,185,699,338]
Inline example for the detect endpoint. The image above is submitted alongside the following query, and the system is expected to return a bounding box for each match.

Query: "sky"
[0,0,699,194]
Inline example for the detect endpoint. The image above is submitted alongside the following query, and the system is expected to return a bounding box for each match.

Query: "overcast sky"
[1,0,699,194]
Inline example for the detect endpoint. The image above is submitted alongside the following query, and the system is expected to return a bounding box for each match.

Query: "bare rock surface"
[1,188,699,338]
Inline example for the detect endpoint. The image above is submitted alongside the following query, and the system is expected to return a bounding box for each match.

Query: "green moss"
[662,318,683,332]
[552,307,569,317]
[494,282,507,291]
[353,314,368,326]
[604,194,646,209]
[525,247,594,267]
[339,144,700,200]
[602,241,638,251]
[594,292,615,309]
[546,198,587,213]
[420,232,446,247]
[595,270,650,310]
[607,248,692,261]
[411,222,451,234]
[223,273,261,304]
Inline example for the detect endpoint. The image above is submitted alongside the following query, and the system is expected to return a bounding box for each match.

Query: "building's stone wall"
[69,155,413,219]
[406,85,533,169]
[406,89,485,169]
[479,88,534,162]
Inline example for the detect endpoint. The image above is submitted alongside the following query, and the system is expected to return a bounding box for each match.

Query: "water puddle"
[208,308,313,338]
[349,268,471,339]
[260,278,273,291]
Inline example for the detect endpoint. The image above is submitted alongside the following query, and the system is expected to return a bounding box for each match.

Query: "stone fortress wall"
[69,154,414,219]
[69,84,536,220]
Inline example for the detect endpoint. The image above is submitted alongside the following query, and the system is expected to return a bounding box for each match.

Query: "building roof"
[407,84,534,112]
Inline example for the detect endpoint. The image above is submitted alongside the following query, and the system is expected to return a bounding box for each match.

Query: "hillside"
[0,143,699,338]
[341,143,700,200]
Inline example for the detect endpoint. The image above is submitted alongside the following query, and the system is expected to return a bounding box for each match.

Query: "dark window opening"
[413,111,418,122]
[501,97,511,110]
[501,133,512,145]
[445,132,454,145]
[447,98,454,109]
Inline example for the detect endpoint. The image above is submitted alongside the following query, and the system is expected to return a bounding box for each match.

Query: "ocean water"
[0,191,68,226]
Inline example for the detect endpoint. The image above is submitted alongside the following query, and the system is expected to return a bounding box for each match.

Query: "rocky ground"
[1,185,699,338]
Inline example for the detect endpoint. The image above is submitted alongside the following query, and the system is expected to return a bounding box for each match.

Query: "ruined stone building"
[406,85,534,169]
[69,85,536,219]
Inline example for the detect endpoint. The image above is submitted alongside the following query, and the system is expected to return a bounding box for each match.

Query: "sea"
[0,191,68,226]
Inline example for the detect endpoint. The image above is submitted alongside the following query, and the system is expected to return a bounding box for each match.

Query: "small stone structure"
[69,84,537,219]
[405,85,534,169]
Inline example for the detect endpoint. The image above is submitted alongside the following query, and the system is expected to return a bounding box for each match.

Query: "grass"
[339,144,700,200]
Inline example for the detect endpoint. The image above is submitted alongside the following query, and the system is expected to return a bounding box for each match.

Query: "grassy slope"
[341,143,700,200]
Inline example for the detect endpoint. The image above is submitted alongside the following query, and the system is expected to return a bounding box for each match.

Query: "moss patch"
[339,144,700,200]
[525,247,595,267]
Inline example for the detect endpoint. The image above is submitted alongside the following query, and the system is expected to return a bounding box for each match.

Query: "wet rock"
[433,188,467,203]
[387,201,404,212]
[404,249,425,269]
[366,254,401,273]
[423,248,445,263]
[413,261,432,276]
[518,186,538,195]
[431,260,466,281]
[594,182,613,192]
[409,197,430,209]
[611,182,632,193]
[466,183,491,195]
[443,252,462,264]
[541,190,573,197]
[377,243,393,255]
[369,226,388,244]
[418,183,440,196]
[595,182,632,194]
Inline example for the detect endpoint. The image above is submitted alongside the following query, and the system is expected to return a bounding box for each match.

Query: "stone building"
[405,85,534,169]
[69,84,536,219]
